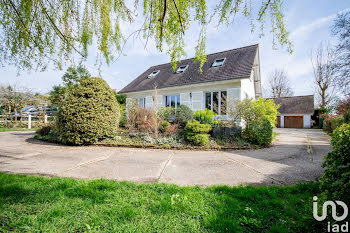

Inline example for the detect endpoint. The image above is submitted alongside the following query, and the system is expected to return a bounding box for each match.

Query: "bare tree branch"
[264,68,294,98]
[310,42,337,108]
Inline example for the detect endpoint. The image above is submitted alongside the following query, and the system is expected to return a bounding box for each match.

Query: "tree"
[332,12,350,96]
[48,65,90,105]
[49,85,67,106]
[0,0,291,72]
[0,85,36,124]
[311,42,337,108]
[62,65,90,86]
[115,93,127,105]
[264,69,294,98]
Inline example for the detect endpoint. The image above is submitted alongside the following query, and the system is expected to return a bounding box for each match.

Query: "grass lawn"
[0,173,325,232]
[0,127,38,132]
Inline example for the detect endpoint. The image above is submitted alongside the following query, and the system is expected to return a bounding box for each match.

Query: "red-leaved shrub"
[164,124,179,136]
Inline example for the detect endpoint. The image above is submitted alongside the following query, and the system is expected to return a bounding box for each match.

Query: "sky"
[0,0,349,97]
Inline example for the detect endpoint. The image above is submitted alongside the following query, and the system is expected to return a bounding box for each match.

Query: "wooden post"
[44,114,47,125]
[28,115,31,129]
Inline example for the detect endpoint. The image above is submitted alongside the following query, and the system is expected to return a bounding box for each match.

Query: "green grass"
[0,127,38,132]
[0,173,325,232]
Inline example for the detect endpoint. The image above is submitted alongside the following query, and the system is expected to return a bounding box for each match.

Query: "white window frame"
[212,58,226,67]
[138,98,145,108]
[165,94,181,109]
[204,91,227,115]
[175,65,189,73]
[148,70,160,78]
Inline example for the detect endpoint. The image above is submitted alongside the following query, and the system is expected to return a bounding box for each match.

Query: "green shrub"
[57,77,120,145]
[160,121,170,132]
[185,120,212,134]
[34,129,60,143]
[36,125,53,136]
[158,107,175,121]
[189,134,210,146]
[231,98,279,127]
[244,118,272,146]
[320,124,350,205]
[193,108,220,125]
[119,105,127,127]
[184,120,211,146]
[175,105,192,124]
[155,135,182,146]
[344,112,350,123]
[115,93,127,105]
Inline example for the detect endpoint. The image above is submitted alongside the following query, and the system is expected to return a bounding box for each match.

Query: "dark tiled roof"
[269,95,315,114]
[119,44,258,93]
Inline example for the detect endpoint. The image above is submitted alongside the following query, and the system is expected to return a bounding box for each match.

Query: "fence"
[0,114,55,129]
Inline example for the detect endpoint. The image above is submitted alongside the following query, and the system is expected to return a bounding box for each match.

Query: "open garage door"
[284,116,303,128]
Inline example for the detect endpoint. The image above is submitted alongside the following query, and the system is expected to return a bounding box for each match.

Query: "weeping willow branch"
[0,0,292,72]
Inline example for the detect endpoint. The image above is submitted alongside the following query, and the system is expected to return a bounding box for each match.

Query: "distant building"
[269,95,314,128]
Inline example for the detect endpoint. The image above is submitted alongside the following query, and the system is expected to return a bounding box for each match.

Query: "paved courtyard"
[0,128,331,186]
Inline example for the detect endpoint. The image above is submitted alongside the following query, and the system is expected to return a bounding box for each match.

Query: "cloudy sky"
[0,0,349,96]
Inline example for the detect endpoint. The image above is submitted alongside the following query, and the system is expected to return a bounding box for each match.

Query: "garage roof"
[269,95,314,114]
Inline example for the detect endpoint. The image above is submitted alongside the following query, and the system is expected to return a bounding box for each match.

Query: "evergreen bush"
[57,77,120,145]
[244,118,273,146]
[184,120,211,146]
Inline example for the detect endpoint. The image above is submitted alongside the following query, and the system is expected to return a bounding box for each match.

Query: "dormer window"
[212,58,226,67]
[175,65,189,73]
[148,70,160,78]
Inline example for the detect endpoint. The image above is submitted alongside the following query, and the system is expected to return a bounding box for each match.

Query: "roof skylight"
[148,70,160,78]
[212,58,226,67]
[175,65,189,73]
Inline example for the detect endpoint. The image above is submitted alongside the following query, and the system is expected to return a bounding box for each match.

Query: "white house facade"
[119,44,262,118]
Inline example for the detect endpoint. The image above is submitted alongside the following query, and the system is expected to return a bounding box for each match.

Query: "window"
[175,65,188,73]
[165,95,181,108]
[148,70,160,78]
[205,91,227,115]
[212,92,218,114]
[221,91,227,115]
[138,98,145,108]
[205,93,211,111]
[212,58,226,67]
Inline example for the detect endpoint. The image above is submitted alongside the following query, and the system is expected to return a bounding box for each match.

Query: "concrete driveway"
[0,128,331,186]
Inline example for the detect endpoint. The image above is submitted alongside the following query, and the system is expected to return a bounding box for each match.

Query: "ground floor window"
[138,98,145,108]
[165,95,180,108]
[205,91,227,115]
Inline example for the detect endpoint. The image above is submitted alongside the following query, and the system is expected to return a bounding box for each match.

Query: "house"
[269,95,314,128]
[119,44,262,119]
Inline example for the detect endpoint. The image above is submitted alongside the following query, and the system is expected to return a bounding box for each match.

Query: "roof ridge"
[267,95,314,99]
[149,44,259,68]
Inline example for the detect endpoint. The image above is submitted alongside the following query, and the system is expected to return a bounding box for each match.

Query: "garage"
[268,95,314,128]
[284,116,303,128]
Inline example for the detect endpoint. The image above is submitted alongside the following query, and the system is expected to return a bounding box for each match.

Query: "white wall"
[240,74,255,100]
[124,77,257,123]
[125,79,242,111]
